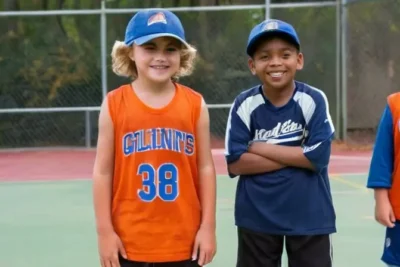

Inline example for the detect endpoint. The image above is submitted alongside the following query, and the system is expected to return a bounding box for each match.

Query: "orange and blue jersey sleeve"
[302,91,335,173]
[367,104,394,189]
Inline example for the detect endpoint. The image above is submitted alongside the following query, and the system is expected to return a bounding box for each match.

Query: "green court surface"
[0,174,387,267]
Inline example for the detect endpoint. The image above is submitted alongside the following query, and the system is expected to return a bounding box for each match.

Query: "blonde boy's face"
[131,37,182,83]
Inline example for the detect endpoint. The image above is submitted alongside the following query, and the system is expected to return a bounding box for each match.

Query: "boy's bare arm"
[196,100,216,230]
[92,98,115,235]
[367,104,396,228]
[248,143,315,171]
[193,99,217,266]
[93,100,114,232]
[228,152,285,176]
[374,188,396,228]
[93,98,127,266]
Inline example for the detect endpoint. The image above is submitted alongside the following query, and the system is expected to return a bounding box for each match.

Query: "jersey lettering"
[254,120,304,144]
[123,128,195,156]
[137,163,179,202]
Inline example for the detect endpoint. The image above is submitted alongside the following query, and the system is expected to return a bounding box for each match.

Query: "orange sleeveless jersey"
[107,83,203,262]
[387,92,400,220]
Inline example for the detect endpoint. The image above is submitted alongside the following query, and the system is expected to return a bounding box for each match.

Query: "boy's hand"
[98,231,127,267]
[375,196,396,228]
[192,225,216,266]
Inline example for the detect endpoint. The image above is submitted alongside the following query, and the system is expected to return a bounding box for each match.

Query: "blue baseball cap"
[124,9,189,47]
[246,19,300,56]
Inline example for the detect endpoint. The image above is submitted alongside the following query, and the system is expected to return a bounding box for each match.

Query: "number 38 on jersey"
[137,163,179,202]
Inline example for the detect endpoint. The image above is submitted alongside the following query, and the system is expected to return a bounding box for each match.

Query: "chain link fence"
[345,0,400,145]
[106,7,267,147]
[0,0,396,149]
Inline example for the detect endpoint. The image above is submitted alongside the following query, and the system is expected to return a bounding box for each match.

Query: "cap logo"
[263,21,279,31]
[148,12,167,26]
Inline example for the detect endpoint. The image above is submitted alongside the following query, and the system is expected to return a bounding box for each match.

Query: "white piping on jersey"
[224,104,235,156]
[236,94,265,131]
[293,91,315,125]
[253,135,304,145]
[308,86,335,132]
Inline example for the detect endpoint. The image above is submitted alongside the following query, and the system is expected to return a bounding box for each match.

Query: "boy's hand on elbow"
[247,141,266,156]
[375,196,396,228]
[192,225,216,266]
[97,231,127,267]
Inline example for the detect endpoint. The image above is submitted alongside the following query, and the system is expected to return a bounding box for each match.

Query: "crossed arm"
[228,143,315,176]
[226,93,334,177]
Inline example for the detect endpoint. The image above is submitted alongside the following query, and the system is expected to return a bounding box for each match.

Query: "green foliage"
[0,0,399,147]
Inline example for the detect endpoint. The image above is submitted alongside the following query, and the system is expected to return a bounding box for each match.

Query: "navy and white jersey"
[225,81,336,235]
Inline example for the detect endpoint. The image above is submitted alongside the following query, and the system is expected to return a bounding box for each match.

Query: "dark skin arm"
[248,142,315,171]
[228,152,285,176]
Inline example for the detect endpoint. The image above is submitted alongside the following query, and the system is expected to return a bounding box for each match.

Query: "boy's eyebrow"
[258,47,295,53]
[142,41,155,46]
[167,40,182,47]
[142,41,180,47]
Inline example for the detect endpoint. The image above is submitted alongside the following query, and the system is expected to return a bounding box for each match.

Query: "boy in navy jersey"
[224,19,336,267]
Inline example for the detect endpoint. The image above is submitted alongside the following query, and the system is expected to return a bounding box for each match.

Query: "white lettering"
[254,120,305,144]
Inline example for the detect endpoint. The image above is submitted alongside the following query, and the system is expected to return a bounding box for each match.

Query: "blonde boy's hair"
[111,40,197,81]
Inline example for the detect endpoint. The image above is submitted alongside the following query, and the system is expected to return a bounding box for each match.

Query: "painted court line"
[329,155,370,161]
[330,172,367,177]
[0,178,92,184]
[330,175,369,193]
[363,216,374,220]
[0,147,97,153]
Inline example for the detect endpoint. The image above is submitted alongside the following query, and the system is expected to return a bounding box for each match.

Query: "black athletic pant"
[119,256,201,267]
[237,227,333,267]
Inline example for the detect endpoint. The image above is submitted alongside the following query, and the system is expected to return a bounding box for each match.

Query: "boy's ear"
[248,57,256,75]
[296,52,304,71]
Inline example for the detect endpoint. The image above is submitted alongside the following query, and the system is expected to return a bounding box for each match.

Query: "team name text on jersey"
[254,119,304,141]
[123,128,195,156]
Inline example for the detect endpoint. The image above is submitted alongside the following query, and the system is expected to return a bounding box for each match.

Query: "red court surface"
[0,149,371,182]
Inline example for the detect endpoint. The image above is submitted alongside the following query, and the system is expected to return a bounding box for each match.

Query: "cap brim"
[126,33,190,48]
[247,30,300,56]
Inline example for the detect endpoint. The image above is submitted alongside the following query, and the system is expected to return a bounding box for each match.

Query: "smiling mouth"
[268,72,285,78]
[151,65,169,69]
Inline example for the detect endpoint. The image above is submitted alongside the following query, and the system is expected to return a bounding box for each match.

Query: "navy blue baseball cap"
[246,19,300,56]
[124,9,189,47]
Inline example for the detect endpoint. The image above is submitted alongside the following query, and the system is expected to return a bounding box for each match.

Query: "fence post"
[101,0,108,100]
[340,0,348,140]
[265,0,270,19]
[335,0,341,137]
[85,110,91,148]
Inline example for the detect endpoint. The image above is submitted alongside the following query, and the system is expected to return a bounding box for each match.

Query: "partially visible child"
[225,19,336,267]
[367,93,400,267]
[92,9,216,267]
